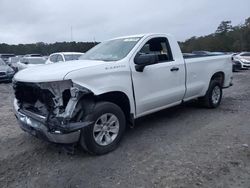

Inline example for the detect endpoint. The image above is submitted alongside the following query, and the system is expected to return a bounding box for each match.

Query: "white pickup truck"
[13,33,233,155]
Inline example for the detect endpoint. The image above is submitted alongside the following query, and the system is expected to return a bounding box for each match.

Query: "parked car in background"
[192,51,211,56]
[24,54,42,57]
[43,56,49,60]
[0,58,15,82]
[45,52,84,64]
[183,52,225,59]
[14,57,46,71]
[232,52,250,69]
[231,53,238,60]
[8,56,22,72]
[209,52,225,55]
[0,54,15,63]
[8,56,21,64]
[182,53,197,58]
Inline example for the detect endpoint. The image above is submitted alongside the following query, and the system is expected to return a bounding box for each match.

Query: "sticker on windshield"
[124,38,140,42]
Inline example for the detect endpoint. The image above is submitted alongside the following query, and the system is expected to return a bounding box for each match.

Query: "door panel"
[131,37,186,116]
[132,60,185,116]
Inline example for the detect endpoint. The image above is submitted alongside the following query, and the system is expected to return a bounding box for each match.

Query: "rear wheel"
[80,102,126,155]
[199,80,222,108]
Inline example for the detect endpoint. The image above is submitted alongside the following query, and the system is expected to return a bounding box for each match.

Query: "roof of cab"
[110,33,171,40]
[51,52,84,56]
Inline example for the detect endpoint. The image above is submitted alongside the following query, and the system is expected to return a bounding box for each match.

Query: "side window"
[50,55,58,63]
[57,55,64,62]
[139,37,173,63]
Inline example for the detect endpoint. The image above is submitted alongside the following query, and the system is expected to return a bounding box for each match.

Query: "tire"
[80,101,126,155]
[232,66,236,72]
[200,80,223,108]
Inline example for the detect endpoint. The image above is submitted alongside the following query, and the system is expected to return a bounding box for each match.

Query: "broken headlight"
[71,83,91,98]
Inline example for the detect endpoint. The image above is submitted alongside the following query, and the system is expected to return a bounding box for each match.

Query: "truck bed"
[183,54,233,101]
[183,54,227,59]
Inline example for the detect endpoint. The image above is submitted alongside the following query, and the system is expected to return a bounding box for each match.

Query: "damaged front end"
[13,80,94,144]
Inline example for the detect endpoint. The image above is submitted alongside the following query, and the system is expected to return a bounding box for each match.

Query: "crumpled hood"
[14,60,106,83]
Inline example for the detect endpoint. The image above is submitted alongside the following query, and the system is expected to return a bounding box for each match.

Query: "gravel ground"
[0,71,250,188]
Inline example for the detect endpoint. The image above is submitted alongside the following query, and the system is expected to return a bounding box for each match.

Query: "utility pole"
[71,26,73,42]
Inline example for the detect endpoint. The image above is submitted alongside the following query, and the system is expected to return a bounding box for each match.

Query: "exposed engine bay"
[13,80,94,133]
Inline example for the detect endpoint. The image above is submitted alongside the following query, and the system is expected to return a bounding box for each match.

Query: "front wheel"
[80,102,126,155]
[199,81,223,108]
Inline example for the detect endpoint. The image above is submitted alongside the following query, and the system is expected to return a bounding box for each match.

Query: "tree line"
[0,41,98,55]
[0,17,249,55]
[179,17,250,53]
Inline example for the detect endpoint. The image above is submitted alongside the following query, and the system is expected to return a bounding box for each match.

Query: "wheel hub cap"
[93,113,119,146]
[212,86,221,104]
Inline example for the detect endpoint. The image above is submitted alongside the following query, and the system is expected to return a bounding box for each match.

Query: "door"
[131,37,186,117]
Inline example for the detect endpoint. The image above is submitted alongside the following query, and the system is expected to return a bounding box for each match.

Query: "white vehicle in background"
[45,52,84,64]
[0,58,15,82]
[233,52,250,69]
[0,54,15,63]
[24,54,42,57]
[13,33,233,155]
[14,57,47,71]
[8,56,22,72]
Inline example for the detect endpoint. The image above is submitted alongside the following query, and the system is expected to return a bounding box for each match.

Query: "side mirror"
[134,53,158,72]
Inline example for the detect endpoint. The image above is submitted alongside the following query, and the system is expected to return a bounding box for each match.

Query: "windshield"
[64,54,82,61]
[21,58,46,64]
[79,37,141,61]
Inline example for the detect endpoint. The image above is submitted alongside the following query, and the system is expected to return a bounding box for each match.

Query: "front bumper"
[13,99,90,144]
[240,61,250,69]
[242,65,250,68]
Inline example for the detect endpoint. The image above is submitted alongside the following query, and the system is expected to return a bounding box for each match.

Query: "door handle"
[170,67,179,72]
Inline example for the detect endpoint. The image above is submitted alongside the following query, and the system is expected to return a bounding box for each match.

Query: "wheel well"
[211,72,225,86]
[95,91,132,125]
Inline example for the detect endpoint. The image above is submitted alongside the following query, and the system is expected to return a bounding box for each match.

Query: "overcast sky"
[0,0,249,44]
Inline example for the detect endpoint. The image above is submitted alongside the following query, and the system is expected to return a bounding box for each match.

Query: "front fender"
[64,63,136,114]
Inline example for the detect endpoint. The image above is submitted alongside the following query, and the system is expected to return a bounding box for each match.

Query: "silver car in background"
[233,52,250,69]
[0,58,15,82]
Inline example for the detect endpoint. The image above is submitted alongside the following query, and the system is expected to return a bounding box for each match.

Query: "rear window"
[30,54,42,57]
[64,54,82,61]
[241,53,250,57]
